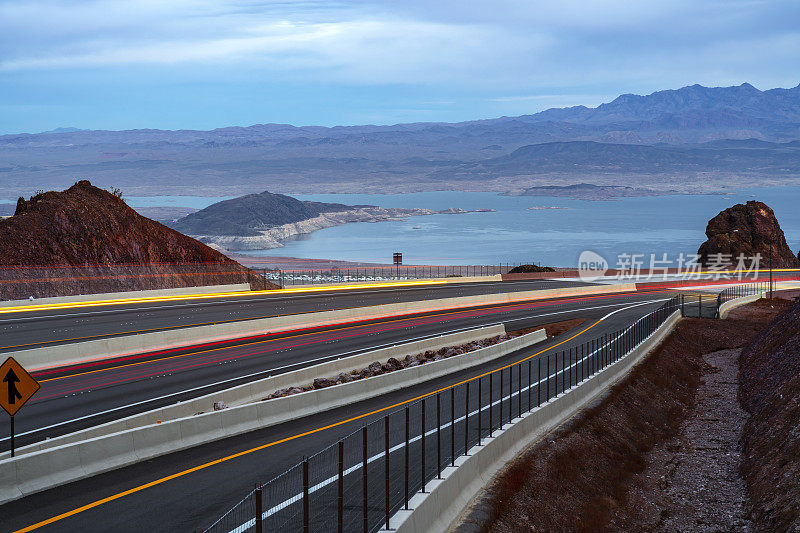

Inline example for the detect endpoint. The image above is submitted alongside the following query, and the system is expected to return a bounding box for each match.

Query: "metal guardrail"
[201,295,682,533]
[678,281,771,319]
[249,264,528,288]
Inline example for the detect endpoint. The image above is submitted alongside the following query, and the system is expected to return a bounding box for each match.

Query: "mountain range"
[2,82,800,197]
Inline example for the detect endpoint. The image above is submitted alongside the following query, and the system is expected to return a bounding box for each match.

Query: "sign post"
[393,252,402,280]
[0,357,40,457]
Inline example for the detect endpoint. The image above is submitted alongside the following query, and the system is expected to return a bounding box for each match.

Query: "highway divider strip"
[10,283,635,371]
[0,325,547,506]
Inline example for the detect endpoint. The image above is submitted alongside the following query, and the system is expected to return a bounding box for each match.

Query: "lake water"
[132,188,800,267]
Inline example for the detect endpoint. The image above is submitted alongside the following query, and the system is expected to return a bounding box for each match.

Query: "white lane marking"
[2,297,663,444]
[214,298,669,533]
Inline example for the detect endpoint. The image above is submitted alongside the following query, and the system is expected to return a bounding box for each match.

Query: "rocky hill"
[697,201,799,268]
[170,191,356,236]
[0,181,274,300]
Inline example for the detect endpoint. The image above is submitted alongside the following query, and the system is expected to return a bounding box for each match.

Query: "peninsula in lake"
[170,191,494,251]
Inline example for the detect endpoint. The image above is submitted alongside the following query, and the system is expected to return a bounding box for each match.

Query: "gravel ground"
[456,299,787,533]
[611,348,752,531]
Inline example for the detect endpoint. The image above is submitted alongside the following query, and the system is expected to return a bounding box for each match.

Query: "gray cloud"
[1,0,798,130]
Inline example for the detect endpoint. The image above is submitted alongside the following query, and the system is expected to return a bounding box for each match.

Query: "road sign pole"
[2,357,40,457]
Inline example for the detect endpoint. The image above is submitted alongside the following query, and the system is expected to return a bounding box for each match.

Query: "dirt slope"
[0,181,274,299]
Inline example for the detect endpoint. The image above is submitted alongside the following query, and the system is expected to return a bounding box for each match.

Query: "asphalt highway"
[2,286,652,452]
[0,280,587,353]
[0,288,677,533]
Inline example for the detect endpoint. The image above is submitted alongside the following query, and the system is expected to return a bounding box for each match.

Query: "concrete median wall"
[0,283,251,308]
[11,283,634,371]
[0,326,547,506]
[389,310,682,533]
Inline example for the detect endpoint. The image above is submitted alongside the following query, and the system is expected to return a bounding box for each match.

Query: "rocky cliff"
[697,201,799,268]
[0,181,274,300]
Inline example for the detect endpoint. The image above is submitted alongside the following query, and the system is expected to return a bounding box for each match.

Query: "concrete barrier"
[718,292,764,319]
[0,283,251,308]
[0,326,547,505]
[388,310,682,533]
[11,283,635,371]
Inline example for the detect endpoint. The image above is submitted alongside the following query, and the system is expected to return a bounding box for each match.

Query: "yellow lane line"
[3,269,795,316]
[0,280,446,315]
[15,317,604,532]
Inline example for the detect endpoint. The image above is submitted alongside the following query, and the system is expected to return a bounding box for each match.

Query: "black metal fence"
[716,281,771,309]
[202,296,683,533]
[249,264,534,288]
[678,281,771,319]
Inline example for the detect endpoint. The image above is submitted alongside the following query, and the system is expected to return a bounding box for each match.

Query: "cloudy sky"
[1,0,799,133]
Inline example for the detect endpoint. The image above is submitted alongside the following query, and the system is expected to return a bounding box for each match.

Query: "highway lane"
[0,288,663,452]
[0,295,673,533]
[0,279,588,353]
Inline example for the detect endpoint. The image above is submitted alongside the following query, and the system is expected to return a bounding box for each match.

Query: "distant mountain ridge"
[9,82,798,144]
[3,82,800,197]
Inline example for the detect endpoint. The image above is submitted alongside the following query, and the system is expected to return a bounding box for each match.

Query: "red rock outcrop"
[0,181,275,300]
[697,201,799,268]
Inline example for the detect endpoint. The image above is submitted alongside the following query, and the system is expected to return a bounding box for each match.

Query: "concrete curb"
[0,283,251,307]
[0,327,547,506]
[718,292,764,319]
[11,283,634,371]
[388,310,682,533]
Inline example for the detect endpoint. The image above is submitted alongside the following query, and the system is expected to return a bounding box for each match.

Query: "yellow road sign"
[0,357,40,417]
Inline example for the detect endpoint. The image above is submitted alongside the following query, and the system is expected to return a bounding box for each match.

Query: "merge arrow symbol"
[3,368,22,405]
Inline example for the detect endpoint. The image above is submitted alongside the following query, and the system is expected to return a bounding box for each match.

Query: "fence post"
[421,399,427,493]
[338,442,344,533]
[255,487,263,533]
[537,358,541,407]
[404,407,409,510]
[465,381,470,456]
[489,373,494,437]
[581,342,585,381]
[303,458,309,533]
[477,377,482,444]
[385,416,390,531]
[499,368,503,428]
[362,427,368,533]
[546,355,550,401]
[509,366,514,424]
[451,387,455,467]
[436,392,442,479]
[527,361,532,413]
